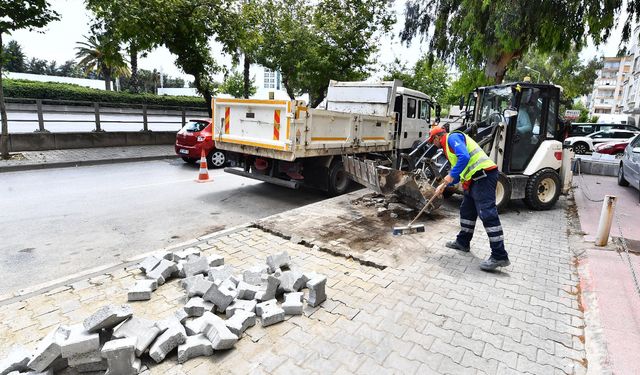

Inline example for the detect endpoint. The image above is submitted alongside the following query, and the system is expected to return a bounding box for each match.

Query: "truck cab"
[393,87,435,150]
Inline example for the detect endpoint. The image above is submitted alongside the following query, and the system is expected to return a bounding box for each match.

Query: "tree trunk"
[243,54,251,99]
[282,74,295,100]
[310,92,326,109]
[0,33,9,159]
[104,69,112,91]
[194,74,213,117]
[129,43,140,93]
[485,50,523,84]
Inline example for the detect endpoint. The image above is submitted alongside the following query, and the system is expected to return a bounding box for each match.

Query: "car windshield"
[478,86,513,123]
[184,121,208,132]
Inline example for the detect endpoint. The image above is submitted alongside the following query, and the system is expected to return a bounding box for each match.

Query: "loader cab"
[394,87,435,150]
[473,83,562,174]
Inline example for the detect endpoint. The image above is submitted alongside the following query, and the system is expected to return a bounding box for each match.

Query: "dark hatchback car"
[568,123,640,137]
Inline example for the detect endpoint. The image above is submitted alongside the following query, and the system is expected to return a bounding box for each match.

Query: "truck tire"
[495,172,511,211]
[618,163,630,186]
[207,150,227,169]
[328,160,351,196]
[523,169,561,210]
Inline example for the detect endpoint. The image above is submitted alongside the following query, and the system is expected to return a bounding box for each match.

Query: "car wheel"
[618,163,630,186]
[572,142,588,155]
[523,169,561,210]
[182,157,198,164]
[207,150,226,169]
[327,160,351,196]
[495,172,511,211]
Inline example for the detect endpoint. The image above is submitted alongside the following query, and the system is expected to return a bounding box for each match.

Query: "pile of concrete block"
[0,250,327,374]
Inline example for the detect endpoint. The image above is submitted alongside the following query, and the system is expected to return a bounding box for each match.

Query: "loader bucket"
[342,155,443,211]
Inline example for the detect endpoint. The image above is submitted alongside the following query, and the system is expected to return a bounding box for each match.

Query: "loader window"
[478,87,512,124]
[547,97,557,139]
[407,98,417,118]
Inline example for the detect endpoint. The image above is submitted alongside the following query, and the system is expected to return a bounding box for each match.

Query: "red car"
[175,119,227,168]
[594,140,631,159]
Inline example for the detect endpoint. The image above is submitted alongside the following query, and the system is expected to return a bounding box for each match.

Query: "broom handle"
[408,185,444,227]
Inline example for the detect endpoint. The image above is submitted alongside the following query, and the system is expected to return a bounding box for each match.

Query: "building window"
[264,69,277,89]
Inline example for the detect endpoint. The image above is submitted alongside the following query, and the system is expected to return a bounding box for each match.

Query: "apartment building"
[589,55,632,117]
[621,25,640,125]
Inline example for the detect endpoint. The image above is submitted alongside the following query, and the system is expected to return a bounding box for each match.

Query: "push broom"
[392,183,445,235]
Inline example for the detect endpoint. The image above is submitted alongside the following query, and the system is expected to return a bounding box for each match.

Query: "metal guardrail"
[4,97,209,132]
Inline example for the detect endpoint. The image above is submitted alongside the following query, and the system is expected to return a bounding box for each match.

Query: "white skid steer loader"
[343,82,573,211]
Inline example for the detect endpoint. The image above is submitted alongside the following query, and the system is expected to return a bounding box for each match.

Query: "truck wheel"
[496,172,511,211]
[207,150,227,169]
[328,161,351,196]
[523,169,561,210]
[618,163,630,186]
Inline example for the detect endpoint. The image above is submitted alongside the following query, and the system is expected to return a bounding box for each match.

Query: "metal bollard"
[595,195,617,247]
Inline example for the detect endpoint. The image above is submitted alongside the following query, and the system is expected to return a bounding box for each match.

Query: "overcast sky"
[7,0,625,83]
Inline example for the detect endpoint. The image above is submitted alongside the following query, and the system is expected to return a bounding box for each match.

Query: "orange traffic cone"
[195,148,213,183]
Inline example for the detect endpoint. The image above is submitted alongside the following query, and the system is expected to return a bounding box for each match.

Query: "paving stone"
[172,248,201,262]
[225,310,256,336]
[145,259,178,285]
[127,280,157,302]
[207,265,235,283]
[101,337,141,375]
[184,297,207,317]
[174,309,190,324]
[225,300,258,318]
[202,282,237,312]
[27,325,71,372]
[243,265,268,286]
[83,304,133,332]
[202,315,238,350]
[173,261,186,278]
[278,270,309,293]
[177,334,214,364]
[255,275,280,301]
[282,292,304,315]
[256,299,285,327]
[138,255,162,273]
[183,256,209,277]
[306,276,327,307]
[182,275,213,298]
[0,346,31,375]
[60,324,100,358]
[266,251,290,273]
[236,281,260,300]
[183,312,220,336]
[149,324,187,363]
[67,349,102,367]
[112,317,161,357]
[208,254,224,267]
[72,357,108,372]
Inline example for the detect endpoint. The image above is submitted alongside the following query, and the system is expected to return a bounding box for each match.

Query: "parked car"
[175,119,227,168]
[618,135,640,190]
[593,140,631,158]
[567,123,640,137]
[563,129,639,154]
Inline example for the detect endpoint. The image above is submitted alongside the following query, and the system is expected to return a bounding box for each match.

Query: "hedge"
[1,79,207,109]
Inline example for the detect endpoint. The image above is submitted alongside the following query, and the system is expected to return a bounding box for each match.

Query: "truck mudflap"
[342,155,442,210]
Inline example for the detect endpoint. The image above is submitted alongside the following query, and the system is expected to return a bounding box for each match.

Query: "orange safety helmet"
[427,126,447,143]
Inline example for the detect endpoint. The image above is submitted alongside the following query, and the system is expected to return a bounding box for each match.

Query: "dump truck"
[344,82,574,211]
[212,80,441,201]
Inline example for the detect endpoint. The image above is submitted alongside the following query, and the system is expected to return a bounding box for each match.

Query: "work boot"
[445,241,470,252]
[479,257,511,271]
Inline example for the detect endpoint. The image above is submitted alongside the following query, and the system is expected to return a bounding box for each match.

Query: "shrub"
[2,79,207,109]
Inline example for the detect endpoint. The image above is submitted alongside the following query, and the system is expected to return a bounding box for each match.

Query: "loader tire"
[327,160,351,196]
[495,172,511,211]
[523,169,561,210]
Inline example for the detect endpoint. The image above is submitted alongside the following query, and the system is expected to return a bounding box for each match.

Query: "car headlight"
[197,136,205,142]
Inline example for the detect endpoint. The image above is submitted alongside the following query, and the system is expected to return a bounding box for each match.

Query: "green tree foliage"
[383,57,450,102]
[505,50,603,103]
[401,0,633,84]
[1,0,60,158]
[2,40,26,72]
[26,57,48,75]
[442,58,493,105]
[250,0,394,107]
[75,32,130,90]
[220,71,256,98]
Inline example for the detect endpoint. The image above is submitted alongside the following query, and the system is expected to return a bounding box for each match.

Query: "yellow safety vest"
[444,132,496,183]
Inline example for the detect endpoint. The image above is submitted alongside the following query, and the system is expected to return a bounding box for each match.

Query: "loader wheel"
[328,160,351,196]
[523,169,561,210]
[495,173,511,211]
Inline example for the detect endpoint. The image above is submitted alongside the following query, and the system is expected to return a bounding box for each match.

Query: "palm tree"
[75,34,130,90]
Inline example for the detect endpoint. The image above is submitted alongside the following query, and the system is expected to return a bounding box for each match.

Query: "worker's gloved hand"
[435,181,448,197]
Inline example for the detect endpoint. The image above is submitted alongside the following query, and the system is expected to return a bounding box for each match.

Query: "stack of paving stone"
[0,250,326,374]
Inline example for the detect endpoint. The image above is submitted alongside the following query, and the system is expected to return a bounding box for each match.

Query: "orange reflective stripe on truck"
[273,109,281,141]
[224,107,230,134]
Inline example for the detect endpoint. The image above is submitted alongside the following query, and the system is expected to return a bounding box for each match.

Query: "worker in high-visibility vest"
[428,127,510,271]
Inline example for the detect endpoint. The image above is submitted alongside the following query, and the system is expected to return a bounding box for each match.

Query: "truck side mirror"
[459,96,464,110]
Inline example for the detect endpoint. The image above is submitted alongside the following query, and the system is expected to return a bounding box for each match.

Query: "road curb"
[0,223,250,306]
[0,154,179,173]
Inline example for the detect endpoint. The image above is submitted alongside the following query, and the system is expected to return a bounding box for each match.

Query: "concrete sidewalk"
[0,145,177,173]
[0,190,587,374]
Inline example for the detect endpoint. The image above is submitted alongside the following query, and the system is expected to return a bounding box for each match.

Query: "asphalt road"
[0,159,326,295]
